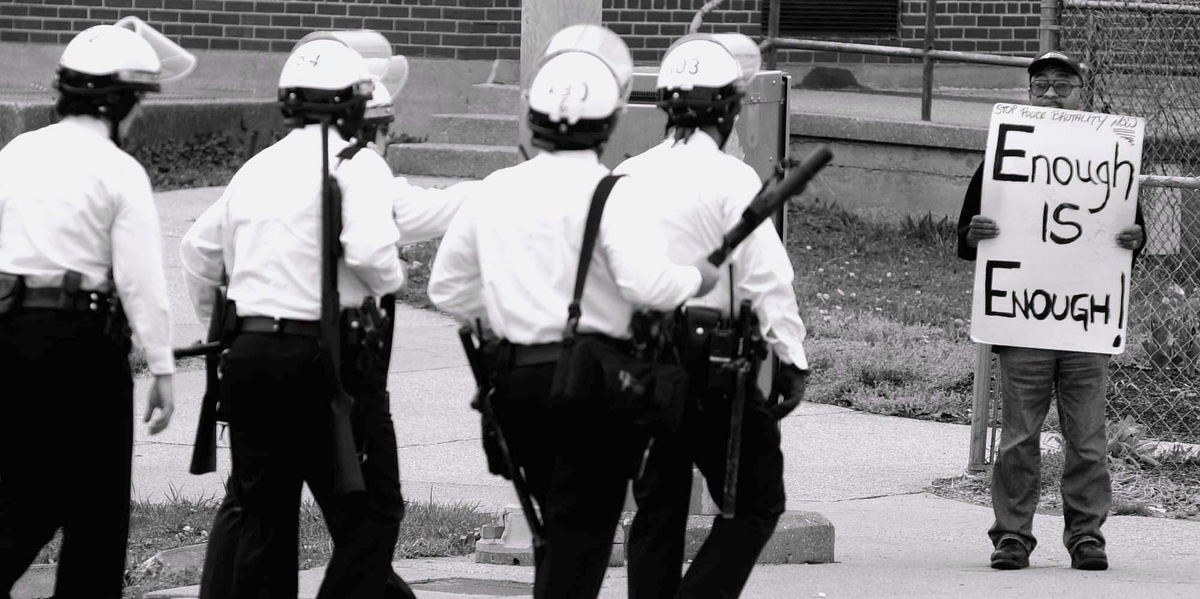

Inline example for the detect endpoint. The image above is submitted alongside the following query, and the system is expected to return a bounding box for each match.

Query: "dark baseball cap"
[1028,50,1086,78]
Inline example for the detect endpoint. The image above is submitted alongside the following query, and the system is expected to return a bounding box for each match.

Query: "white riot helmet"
[55,19,194,140]
[526,24,632,151]
[292,31,410,153]
[656,33,761,143]
[278,39,375,139]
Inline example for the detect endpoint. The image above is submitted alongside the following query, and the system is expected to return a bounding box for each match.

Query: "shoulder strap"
[566,174,626,337]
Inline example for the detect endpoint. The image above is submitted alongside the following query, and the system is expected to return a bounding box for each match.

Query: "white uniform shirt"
[0,117,175,375]
[615,131,809,369]
[428,150,702,344]
[180,125,405,323]
[390,177,478,244]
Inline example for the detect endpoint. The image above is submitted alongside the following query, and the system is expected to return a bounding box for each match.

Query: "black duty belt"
[237,316,321,337]
[509,334,632,367]
[22,286,113,313]
[510,342,562,367]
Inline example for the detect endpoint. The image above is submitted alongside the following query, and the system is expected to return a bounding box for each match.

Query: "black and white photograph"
[0,1,1198,597]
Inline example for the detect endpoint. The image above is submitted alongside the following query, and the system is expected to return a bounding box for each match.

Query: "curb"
[683,511,836,564]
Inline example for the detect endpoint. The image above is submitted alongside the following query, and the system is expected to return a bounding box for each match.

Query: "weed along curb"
[12,544,207,598]
[128,544,209,586]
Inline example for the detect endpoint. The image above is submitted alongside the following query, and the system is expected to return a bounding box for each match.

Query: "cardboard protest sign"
[970,103,1144,354]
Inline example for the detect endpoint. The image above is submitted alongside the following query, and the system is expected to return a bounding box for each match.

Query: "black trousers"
[199,389,413,599]
[0,309,134,599]
[490,360,646,599]
[627,350,786,599]
[196,332,407,599]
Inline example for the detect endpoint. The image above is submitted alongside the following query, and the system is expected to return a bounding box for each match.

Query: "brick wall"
[773,1,1042,65]
[0,0,1041,64]
[606,0,761,63]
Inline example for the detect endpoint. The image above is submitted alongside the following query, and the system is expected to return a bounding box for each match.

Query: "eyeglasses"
[1029,80,1080,97]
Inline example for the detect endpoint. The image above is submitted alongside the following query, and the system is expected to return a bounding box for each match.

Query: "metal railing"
[757,0,1051,121]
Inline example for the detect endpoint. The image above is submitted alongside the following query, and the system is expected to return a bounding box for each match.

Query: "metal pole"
[1040,0,1060,53]
[1065,0,1200,16]
[767,37,1034,68]
[921,0,936,121]
[766,0,781,71]
[1141,174,1200,190]
[968,343,993,471]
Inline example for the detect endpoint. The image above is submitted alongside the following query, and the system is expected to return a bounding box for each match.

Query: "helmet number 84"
[674,57,701,75]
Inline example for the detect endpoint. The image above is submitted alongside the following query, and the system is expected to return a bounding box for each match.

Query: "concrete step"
[386,142,520,179]
[467,83,520,115]
[428,113,519,146]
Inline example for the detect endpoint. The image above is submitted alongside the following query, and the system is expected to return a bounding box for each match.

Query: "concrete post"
[517,0,602,152]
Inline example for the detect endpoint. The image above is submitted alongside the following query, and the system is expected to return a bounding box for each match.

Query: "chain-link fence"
[1056,0,1200,457]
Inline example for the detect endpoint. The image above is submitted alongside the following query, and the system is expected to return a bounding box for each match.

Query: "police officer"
[0,22,186,598]
[180,39,405,598]
[614,33,811,599]
[428,24,719,599]
[191,32,477,599]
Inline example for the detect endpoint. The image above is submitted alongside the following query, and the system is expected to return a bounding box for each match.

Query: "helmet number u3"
[673,57,701,76]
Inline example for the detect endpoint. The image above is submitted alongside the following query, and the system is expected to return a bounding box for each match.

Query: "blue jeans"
[989,347,1111,553]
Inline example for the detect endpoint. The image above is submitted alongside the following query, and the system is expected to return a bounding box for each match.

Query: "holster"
[189,296,236,475]
[679,303,765,402]
[466,333,511,479]
[683,301,765,520]
[0,273,25,315]
[340,296,394,396]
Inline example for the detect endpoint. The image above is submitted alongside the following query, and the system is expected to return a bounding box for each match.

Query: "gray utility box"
[602,69,793,393]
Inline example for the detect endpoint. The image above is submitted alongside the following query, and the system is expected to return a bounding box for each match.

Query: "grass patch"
[789,200,976,424]
[930,451,1200,521]
[129,130,280,192]
[790,199,973,336]
[131,128,424,193]
[27,490,495,597]
[397,240,440,311]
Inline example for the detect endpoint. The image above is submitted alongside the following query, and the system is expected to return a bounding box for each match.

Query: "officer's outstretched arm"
[180,191,229,324]
[340,152,405,295]
[601,178,703,309]
[391,178,480,244]
[428,198,484,319]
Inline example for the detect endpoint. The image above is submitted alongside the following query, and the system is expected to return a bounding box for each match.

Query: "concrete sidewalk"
[144,497,1200,598]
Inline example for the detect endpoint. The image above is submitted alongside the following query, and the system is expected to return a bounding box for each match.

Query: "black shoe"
[1070,540,1108,571]
[990,539,1030,570]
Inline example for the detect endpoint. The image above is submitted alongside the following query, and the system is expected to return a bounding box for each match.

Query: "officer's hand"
[693,260,720,297]
[966,216,999,247]
[144,374,175,435]
[768,363,809,420]
[1116,225,1145,251]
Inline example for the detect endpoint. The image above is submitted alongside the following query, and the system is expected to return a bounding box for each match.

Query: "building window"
[763,0,901,38]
